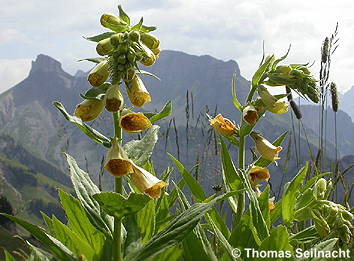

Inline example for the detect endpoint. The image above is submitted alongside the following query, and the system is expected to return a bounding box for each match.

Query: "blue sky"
[1,0,354,94]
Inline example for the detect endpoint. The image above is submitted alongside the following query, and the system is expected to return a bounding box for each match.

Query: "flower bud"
[313,178,327,200]
[96,38,114,56]
[110,33,124,47]
[73,99,105,122]
[138,42,156,66]
[258,85,277,106]
[105,85,124,112]
[140,33,160,49]
[140,55,156,66]
[130,163,168,198]
[87,60,110,87]
[125,75,151,107]
[128,31,140,42]
[251,133,282,162]
[209,114,237,136]
[100,14,127,30]
[243,105,258,125]
[151,48,161,56]
[268,198,276,211]
[122,68,135,81]
[120,110,152,133]
[104,139,133,177]
[267,100,289,114]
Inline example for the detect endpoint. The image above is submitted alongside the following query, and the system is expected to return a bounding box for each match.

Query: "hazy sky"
[1,0,354,94]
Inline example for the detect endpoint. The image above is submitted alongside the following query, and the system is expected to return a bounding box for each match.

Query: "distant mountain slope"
[340,85,354,120]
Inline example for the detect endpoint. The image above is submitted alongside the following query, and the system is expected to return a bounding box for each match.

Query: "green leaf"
[1,214,75,260]
[132,17,144,31]
[63,153,113,236]
[144,101,172,123]
[225,135,239,147]
[229,213,258,250]
[118,5,130,26]
[50,216,96,260]
[297,238,338,261]
[289,225,319,244]
[254,131,288,167]
[252,55,275,88]
[93,192,150,219]
[137,199,155,243]
[231,73,242,111]
[168,153,206,202]
[78,57,106,64]
[124,192,242,261]
[136,70,161,81]
[124,125,159,166]
[258,225,293,260]
[147,246,182,261]
[58,190,106,254]
[4,250,17,261]
[27,242,53,261]
[141,25,157,33]
[282,163,308,226]
[258,185,271,229]
[53,102,111,147]
[84,32,115,42]
[80,83,111,101]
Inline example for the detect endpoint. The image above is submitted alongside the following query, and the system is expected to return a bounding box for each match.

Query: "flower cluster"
[73,6,166,198]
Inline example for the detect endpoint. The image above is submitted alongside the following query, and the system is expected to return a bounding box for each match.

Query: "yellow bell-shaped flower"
[104,139,134,177]
[125,75,151,107]
[209,114,237,136]
[73,99,105,122]
[251,133,282,162]
[119,110,152,133]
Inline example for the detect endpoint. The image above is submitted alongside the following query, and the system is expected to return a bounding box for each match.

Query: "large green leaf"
[78,57,106,64]
[53,102,111,147]
[58,190,106,254]
[137,199,155,243]
[282,164,308,226]
[93,192,150,219]
[118,5,130,26]
[1,214,75,261]
[124,192,242,261]
[257,225,293,260]
[289,225,319,245]
[64,153,113,236]
[123,126,159,166]
[147,246,182,261]
[297,238,338,261]
[80,83,111,101]
[144,101,172,124]
[168,153,206,202]
[84,32,115,42]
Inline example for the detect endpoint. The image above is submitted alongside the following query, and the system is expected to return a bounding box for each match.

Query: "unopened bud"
[140,33,160,49]
[128,31,140,42]
[96,38,114,56]
[267,100,289,114]
[110,33,124,47]
[74,99,105,122]
[313,178,327,200]
[87,60,110,87]
[100,14,127,31]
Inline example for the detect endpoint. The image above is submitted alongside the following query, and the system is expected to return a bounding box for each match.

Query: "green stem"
[113,111,123,261]
[238,135,245,169]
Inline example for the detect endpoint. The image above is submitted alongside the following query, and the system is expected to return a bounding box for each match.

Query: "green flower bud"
[140,33,160,49]
[267,100,289,114]
[151,48,160,56]
[128,31,140,42]
[87,60,110,87]
[96,38,114,56]
[275,65,291,74]
[127,52,136,63]
[258,85,277,106]
[100,14,127,31]
[74,99,105,122]
[110,33,124,47]
[117,54,127,64]
[313,178,327,200]
[105,85,124,112]
[140,55,156,66]
[117,43,129,54]
[122,68,135,81]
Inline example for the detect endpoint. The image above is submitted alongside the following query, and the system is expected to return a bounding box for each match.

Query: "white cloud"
[0,59,31,94]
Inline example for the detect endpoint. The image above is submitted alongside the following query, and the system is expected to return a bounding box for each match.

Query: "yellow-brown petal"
[125,76,151,107]
[243,105,258,125]
[104,140,133,176]
[248,166,270,182]
[209,114,237,136]
[74,99,105,122]
[120,111,152,133]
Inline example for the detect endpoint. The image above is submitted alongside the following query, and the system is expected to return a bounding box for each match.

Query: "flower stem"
[113,111,123,261]
[238,135,245,169]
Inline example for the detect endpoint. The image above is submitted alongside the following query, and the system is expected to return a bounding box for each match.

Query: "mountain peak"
[30,54,63,74]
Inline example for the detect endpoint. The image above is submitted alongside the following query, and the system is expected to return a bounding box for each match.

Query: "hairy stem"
[113,111,123,261]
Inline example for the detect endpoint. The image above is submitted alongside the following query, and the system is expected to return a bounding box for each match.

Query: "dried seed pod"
[74,99,105,122]
[87,60,110,87]
[290,100,302,119]
[104,85,124,112]
[104,139,133,177]
[125,75,151,107]
[330,82,339,112]
[96,38,114,56]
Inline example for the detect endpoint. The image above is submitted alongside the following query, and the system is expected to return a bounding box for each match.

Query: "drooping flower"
[130,163,168,198]
[125,75,151,107]
[209,114,237,136]
[248,166,270,182]
[267,100,289,114]
[104,139,134,177]
[74,99,105,122]
[87,60,110,87]
[251,133,282,162]
[105,85,124,112]
[119,110,152,133]
[243,105,258,125]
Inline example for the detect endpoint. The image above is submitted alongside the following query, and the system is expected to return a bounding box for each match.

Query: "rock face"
[340,86,354,120]
[29,54,63,75]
